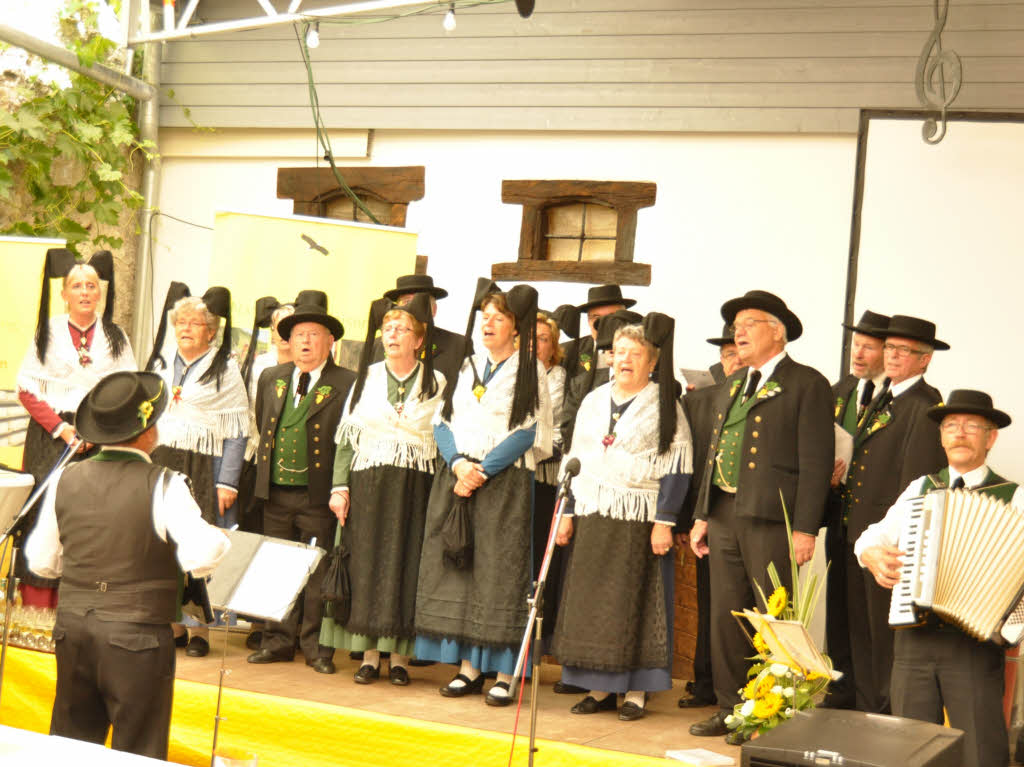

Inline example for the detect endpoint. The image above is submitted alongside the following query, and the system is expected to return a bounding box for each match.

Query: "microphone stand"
[0,439,82,711]
[511,460,579,767]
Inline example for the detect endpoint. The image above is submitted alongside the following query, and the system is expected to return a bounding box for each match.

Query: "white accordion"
[888,487,1024,645]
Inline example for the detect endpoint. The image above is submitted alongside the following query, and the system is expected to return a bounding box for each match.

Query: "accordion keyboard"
[889,495,930,627]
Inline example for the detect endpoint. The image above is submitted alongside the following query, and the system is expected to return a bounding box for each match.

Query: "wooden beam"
[491,261,651,286]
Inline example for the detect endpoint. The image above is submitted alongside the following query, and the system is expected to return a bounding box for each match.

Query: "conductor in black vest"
[856,390,1020,767]
[25,371,231,760]
[688,290,833,744]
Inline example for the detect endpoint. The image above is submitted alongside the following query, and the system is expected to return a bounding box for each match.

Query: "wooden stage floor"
[174,628,741,763]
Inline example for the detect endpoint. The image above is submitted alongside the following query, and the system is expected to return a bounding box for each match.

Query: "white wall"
[153,129,858,384]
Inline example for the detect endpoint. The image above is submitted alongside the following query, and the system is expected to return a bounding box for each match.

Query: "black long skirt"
[150,445,216,524]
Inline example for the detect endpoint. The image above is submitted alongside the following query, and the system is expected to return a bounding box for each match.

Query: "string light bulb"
[305,21,320,49]
[443,3,456,32]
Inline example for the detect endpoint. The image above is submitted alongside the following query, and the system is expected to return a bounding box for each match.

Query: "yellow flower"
[753,691,783,719]
[752,632,769,656]
[756,674,776,697]
[138,400,153,426]
[743,678,759,700]
[473,384,487,400]
[767,586,787,617]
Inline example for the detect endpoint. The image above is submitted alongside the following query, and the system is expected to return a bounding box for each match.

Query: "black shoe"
[186,636,209,657]
[408,658,435,667]
[570,694,617,715]
[725,730,749,746]
[349,650,364,661]
[690,710,731,737]
[485,682,513,707]
[245,631,263,651]
[353,663,380,684]
[618,701,646,721]
[389,666,410,686]
[174,632,189,648]
[678,692,717,708]
[247,648,293,664]
[553,681,589,695]
[439,673,485,697]
[308,657,335,674]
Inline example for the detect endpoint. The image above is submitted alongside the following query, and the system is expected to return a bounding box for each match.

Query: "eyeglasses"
[883,343,926,358]
[174,319,207,330]
[940,420,992,436]
[729,319,775,334]
[292,330,324,342]
[382,323,412,337]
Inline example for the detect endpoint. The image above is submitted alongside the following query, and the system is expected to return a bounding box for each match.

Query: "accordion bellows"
[890,488,1024,645]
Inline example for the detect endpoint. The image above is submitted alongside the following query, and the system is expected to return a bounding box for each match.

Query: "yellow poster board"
[209,211,418,359]
[0,236,65,470]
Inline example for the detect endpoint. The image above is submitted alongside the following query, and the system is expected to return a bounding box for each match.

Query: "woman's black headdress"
[87,250,128,360]
[550,303,580,376]
[198,286,233,390]
[144,281,191,372]
[642,311,677,454]
[440,277,500,421]
[33,248,77,362]
[504,284,541,430]
[240,296,281,391]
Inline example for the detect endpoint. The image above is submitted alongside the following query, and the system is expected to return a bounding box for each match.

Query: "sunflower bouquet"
[724,495,833,740]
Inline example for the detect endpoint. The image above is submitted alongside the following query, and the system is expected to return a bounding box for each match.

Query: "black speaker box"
[740,708,963,767]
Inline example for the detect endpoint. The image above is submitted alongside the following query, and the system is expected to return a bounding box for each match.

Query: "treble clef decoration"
[915,0,962,144]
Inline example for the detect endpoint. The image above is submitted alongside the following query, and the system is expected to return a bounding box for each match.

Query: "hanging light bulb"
[442,3,456,32]
[305,21,320,49]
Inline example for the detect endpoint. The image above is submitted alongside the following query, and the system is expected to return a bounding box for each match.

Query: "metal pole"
[130,2,161,365]
[0,24,154,101]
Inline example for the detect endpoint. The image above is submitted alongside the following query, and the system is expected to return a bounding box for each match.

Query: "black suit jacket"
[845,377,945,542]
[680,385,717,530]
[372,325,468,388]
[693,355,834,535]
[825,374,860,529]
[253,358,356,505]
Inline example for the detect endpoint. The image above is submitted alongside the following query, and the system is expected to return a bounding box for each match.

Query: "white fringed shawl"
[335,361,447,474]
[565,381,692,523]
[17,315,136,414]
[155,350,249,457]
[436,353,553,472]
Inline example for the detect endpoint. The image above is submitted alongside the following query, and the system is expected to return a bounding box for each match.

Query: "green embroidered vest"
[712,391,759,490]
[272,389,313,486]
[921,467,1018,504]
[840,391,859,435]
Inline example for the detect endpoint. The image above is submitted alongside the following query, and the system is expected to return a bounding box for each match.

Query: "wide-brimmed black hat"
[706,323,735,347]
[75,371,168,445]
[382,274,448,302]
[277,290,344,340]
[842,310,890,339]
[884,315,949,351]
[927,389,1010,429]
[720,290,802,342]
[577,284,637,313]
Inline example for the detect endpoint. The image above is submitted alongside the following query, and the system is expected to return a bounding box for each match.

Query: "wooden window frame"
[276,166,425,229]
[494,179,656,286]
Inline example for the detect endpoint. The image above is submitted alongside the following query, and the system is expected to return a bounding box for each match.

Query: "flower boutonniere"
[729,379,742,398]
[473,384,487,401]
[314,384,332,405]
[419,343,439,361]
[756,381,782,400]
[77,338,92,367]
[172,385,183,404]
[834,396,844,419]
[602,433,616,447]
[867,410,891,436]
[579,352,592,372]
[274,378,287,398]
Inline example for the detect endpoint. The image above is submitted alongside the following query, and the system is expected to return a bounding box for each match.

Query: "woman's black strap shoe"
[439,672,484,697]
[570,694,617,714]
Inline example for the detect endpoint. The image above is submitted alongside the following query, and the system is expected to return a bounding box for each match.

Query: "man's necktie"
[297,371,311,397]
[857,380,876,420]
[743,370,761,403]
[951,476,965,490]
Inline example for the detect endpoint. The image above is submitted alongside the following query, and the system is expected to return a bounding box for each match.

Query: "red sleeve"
[18,389,64,434]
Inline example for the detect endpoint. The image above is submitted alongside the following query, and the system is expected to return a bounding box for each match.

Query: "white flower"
[771,685,783,695]
[740,699,755,717]
[785,707,794,717]
[783,687,795,698]
[724,714,737,726]
[770,663,789,676]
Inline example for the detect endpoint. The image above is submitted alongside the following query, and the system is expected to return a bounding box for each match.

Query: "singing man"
[855,389,1020,767]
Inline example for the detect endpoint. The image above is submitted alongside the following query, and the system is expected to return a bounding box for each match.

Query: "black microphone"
[556,458,581,498]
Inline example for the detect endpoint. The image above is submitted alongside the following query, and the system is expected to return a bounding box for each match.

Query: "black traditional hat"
[927,389,1010,429]
[349,294,438,414]
[86,251,129,359]
[706,322,735,347]
[577,284,637,313]
[382,274,448,302]
[144,281,191,372]
[549,303,581,377]
[240,296,281,392]
[643,312,679,454]
[503,284,541,429]
[884,315,950,351]
[197,286,234,389]
[515,0,534,17]
[842,310,890,340]
[577,309,644,398]
[277,290,344,340]
[75,371,168,445]
[720,289,803,342]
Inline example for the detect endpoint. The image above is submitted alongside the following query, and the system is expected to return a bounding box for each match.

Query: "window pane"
[584,204,617,238]
[546,203,585,237]
[547,238,581,262]
[581,239,615,262]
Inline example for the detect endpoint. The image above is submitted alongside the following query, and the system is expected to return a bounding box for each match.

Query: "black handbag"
[321,532,352,624]
[441,495,473,570]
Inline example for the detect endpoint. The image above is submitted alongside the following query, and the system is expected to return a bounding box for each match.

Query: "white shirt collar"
[98,447,153,462]
[291,359,328,395]
[890,374,923,398]
[747,350,787,388]
[855,372,888,402]
[949,463,990,489]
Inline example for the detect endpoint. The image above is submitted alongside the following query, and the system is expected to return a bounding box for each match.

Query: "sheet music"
[224,541,320,621]
[834,424,853,483]
[680,368,716,390]
[0,468,35,537]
